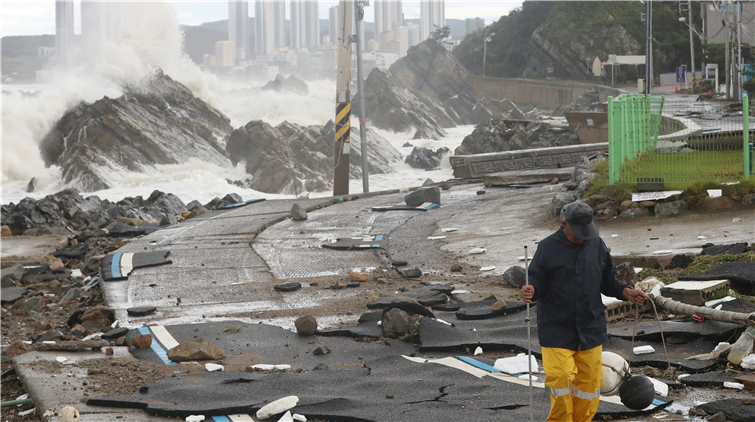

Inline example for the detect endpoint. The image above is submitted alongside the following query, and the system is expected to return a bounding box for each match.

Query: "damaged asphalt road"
[10,183,755,422]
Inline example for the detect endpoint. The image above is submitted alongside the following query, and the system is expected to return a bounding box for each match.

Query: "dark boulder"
[404,146,450,170]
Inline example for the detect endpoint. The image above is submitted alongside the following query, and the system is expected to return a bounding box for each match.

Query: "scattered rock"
[382,308,412,339]
[502,266,527,288]
[167,338,226,361]
[1,264,25,282]
[655,200,687,217]
[450,264,463,272]
[59,287,83,305]
[5,340,28,359]
[102,327,129,340]
[399,267,423,278]
[404,187,440,206]
[348,272,370,282]
[550,177,559,184]
[159,214,177,226]
[58,406,80,422]
[290,203,308,221]
[490,299,507,311]
[127,306,157,317]
[708,413,725,422]
[131,334,153,349]
[24,297,43,312]
[312,342,331,356]
[643,366,663,377]
[551,193,577,217]
[620,208,643,219]
[1,225,11,237]
[295,315,317,336]
[79,305,115,330]
[312,363,329,371]
[441,182,452,190]
[35,339,108,351]
[691,197,735,211]
[274,282,302,292]
[404,146,449,169]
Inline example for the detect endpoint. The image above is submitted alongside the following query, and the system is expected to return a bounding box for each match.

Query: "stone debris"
[274,282,303,292]
[348,272,370,282]
[131,334,153,349]
[167,338,226,361]
[405,146,450,170]
[404,187,440,207]
[502,265,526,288]
[34,339,108,352]
[127,306,157,316]
[290,203,308,221]
[58,406,80,422]
[295,315,317,336]
[312,342,331,356]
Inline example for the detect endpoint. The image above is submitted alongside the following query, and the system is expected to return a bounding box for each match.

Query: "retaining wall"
[469,76,621,108]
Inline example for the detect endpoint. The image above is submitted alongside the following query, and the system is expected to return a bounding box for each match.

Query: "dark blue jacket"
[528,228,629,351]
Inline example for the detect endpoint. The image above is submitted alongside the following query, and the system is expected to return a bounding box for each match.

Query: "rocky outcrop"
[523,12,643,80]
[358,40,490,139]
[460,118,579,155]
[404,146,450,170]
[40,69,233,192]
[261,74,309,95]
[226,119,401,194]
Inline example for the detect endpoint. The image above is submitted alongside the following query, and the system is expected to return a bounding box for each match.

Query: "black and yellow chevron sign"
[336,102,351,152]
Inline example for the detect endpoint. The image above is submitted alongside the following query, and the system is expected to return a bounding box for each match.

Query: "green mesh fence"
[608,94,751,187]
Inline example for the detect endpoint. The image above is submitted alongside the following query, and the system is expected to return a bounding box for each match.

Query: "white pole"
[524,245,534,422]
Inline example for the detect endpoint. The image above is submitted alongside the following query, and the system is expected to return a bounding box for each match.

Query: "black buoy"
[619,374,655,410]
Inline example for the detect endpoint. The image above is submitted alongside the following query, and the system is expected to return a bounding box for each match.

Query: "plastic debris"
[205,363,224,372]
[733,218,743,223]
[705,296,737,307]
[474,347,483,356]
[728,329,755,365]
[723,382,744,390]
[435,319,452,326]
[43,410,55,417]
[18,409,35,416]
[697,235,707,240]
[635,277,663,298]
[427,236,446,240]
[186,416,206,422]
[689,342,732,360]
[441,228,458,233]
[293,414,307,422]
[252,364,275,371]
[274,364,291,371]
[647,377,669,397]
[692,314,705,322]
[494,353,539,374]
[707,189,722,198]
[469,248,487,254]
[257,396,299,420]
[633,345,655,355]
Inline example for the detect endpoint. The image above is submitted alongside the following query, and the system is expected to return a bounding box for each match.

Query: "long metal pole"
[524,245,534,422]
[738,3,742,101]
[726,10,731,99]
[355,2,368,193]
[689,0,695,89]
[482,28,488,77]
[645,0,652,95]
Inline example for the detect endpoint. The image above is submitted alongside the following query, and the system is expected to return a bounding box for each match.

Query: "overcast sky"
[1,1,523,37]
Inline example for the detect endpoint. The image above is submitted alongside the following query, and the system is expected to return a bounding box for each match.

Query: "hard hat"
[619,374,656,410]
[600,351,629,396]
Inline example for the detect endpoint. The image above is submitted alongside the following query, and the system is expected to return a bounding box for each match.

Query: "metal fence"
[608,94,751,186]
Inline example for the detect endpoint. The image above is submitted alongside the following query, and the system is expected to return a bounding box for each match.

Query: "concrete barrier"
[469,76,621,108]
[450,143,609,178]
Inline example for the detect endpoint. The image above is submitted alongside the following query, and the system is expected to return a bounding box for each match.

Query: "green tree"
[430,25,450,42]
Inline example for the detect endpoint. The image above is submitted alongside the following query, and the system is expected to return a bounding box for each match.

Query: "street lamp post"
[483,29,495,77]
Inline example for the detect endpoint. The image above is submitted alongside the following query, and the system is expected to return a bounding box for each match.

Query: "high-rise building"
[216,41,236,67]
[328,6,338,46]
[254,0,285,56]
[55,0,74,67]
[228,1,249,63]
[291,0,302,48]
[303,1,320,48]
[81,0,122,64]
[465,17,484,36]
[420,0,445,41]
[374,0,403,36]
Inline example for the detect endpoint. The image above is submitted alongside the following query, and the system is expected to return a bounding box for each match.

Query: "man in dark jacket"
[521,202,647,422]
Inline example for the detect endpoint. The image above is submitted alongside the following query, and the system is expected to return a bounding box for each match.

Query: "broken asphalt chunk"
[127,306,157,317]
[274,282,302,292]
[455,296,528,320]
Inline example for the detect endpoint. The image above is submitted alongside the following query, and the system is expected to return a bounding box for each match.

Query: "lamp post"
[483,29,495,77]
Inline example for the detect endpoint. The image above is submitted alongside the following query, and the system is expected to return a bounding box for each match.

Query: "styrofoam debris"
[611,234,618,238]
[707,189,722,198]
[71,269,83,278]
[677,374,690,379]
[376,321,382,326]
[427,236,446,240]
[435,319,452,326]
[652,250,673,255]
[633,345,655,355]
[186,416,206,422]
[43,410,55,417]
[205,363,224,372]
[469,248,487,254]
[18,408,36,417]
[633,267,643,274]
[274,364,291,371]
[479,266,495,272]
[723,382,744,390]
[111,320,119,329]
[441,228,458,233]
[252,364,275,371]
[257,396,299,420]
[451,290,469,295]
[494,353,539,374]
[56,356,67,363]
[278,411,294,422]
[42,341,56,344]
[293,414,307,422]
[697,236,707,240]
[647,377,668,397]
[704,296,736,307]
[715,304,723,310]
[741,354,755,370]
[474,347,483,356]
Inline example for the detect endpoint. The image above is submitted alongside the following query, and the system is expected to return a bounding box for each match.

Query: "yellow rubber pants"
[542,345,602,422]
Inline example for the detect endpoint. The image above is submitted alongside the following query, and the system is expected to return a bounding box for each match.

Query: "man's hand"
[622,288,648,305]
[521,285,535,303]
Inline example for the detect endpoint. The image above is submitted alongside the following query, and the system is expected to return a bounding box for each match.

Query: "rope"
[649,299,674,372]
[628,299,673,372]
[628,304,639,368]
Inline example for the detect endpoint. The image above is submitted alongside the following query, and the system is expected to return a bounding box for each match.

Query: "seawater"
[0,1,473,207]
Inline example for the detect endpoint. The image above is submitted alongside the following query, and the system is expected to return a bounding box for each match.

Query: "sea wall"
[469,76,621,108]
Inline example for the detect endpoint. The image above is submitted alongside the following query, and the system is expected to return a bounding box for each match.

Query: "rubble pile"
[459,118,578,156]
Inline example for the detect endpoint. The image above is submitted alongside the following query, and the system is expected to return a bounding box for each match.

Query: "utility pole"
[333,0,353,196]
[737,2,742,100]
[726,10,731,99]
[645,0,652,95]
[482,28,494,77]
[354,1,369,193]
[688,0,696,89]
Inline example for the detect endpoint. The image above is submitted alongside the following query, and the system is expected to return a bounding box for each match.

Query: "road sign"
[676,66,686,83]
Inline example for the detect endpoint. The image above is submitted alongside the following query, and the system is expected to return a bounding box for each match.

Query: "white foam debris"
[723,382,744,390]
[205,363,224,372]
[469,248,486,254]
[494,354,538,374]
[633,345,655,355]
[474,347,483,356]
[185,416,205,422]
[427,236,446,240]
[257,396,299,420]
[56,357,67,363]
[479,266,495,272]
[293,414,307,422]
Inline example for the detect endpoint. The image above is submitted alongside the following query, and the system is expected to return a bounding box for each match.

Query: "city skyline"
[3,1,523,37]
